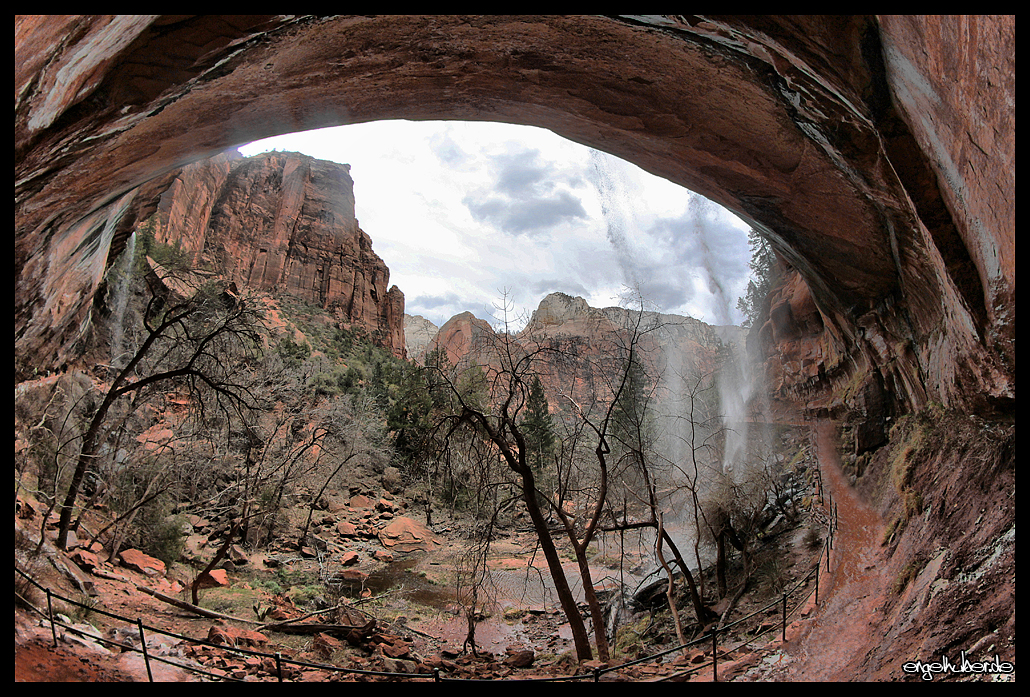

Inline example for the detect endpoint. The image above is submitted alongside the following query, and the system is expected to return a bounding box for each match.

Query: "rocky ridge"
[422,292,746,419]
[403,314,439,362]
[150,150,407,358]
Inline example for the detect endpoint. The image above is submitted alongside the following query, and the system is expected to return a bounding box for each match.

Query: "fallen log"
[260,619,377,644]
[135,584,262,625]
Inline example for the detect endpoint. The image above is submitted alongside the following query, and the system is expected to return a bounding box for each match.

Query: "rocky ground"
[16,422,927,682]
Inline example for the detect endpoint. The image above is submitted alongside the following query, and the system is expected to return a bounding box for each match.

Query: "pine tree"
[736,227,780,329]
[522,375,555,475]
[611,354,655,474]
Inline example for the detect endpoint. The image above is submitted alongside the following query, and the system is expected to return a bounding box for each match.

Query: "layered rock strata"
[426,293,745,417]
[13,15,1015,677]
[13,16,1014,421]
[151,151,406,358]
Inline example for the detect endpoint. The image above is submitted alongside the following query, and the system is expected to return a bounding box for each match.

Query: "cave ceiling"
[14,15,1014,413]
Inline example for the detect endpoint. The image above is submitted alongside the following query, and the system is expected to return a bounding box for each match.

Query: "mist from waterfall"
[589,149,640,293]
[588,148,766,577]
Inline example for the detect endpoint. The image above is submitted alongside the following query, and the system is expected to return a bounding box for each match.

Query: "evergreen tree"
[736,227,780,329]
[611,354,655,474]
[522,375,555,474]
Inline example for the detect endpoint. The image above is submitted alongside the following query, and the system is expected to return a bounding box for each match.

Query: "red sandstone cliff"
[151,151,406,358]
[424,293,745,418]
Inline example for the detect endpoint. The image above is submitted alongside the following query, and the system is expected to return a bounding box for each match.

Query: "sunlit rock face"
[14,15,1012,422]
[147,150,406,358]
[403,314,439,363]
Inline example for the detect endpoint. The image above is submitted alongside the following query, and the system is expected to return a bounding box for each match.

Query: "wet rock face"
[14,15,1013,421]
[150,150,406,358]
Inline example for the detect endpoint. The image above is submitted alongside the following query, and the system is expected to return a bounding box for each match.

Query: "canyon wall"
[13,15,1014,677]
[13,16,1015,421]
[152,150,406,358]
[425,292,746,418]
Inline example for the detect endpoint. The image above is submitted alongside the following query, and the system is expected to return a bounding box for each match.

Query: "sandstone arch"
[13,15,1016,679]
[15,15,1013,419]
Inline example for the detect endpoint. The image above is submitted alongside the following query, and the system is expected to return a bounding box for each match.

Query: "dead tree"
[56,270,263,550]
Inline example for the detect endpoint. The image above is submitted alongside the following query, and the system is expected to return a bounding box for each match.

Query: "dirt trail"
[772,420,889,680]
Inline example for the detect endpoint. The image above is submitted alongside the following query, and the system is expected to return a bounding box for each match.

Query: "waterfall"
[589,148,640,291]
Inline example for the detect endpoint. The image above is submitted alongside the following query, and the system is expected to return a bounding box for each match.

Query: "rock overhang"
[14,15,1014,418]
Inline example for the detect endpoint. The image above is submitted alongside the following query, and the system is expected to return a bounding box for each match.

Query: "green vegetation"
[135,214,194,271]
[521,375,555,476]
[891,557,926,596]
[886,410,931,525]
[273,293,407,407]
[736,227,780,329]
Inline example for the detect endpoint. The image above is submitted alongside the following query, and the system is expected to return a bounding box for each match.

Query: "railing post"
[276,652,283,682]
[712,630,718,682]
[137,618,154,682]
[782,593,788,642]
[46,589,57,647]
[815,558,820,604]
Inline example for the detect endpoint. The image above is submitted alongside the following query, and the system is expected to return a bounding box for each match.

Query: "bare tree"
[56,266,265,550]
[420,297,601,660]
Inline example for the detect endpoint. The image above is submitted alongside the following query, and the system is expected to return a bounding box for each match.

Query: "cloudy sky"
[237,120,753,331]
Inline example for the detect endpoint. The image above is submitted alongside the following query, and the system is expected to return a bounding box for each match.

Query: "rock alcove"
[14,15,1014,679]
[15,15,1013,421]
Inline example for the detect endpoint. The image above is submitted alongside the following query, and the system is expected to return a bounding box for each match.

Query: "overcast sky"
[237,120,753,331]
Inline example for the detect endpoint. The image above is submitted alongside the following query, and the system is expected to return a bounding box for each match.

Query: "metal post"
[137,619,154,682]
[47,589,57,647]
[815,558,820,604]
[276,652,283,682]
[782,593,788,642]
[712,630,718,682]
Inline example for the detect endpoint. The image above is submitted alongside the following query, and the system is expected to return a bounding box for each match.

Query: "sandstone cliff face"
[403,314,438,362]
[424,311,499,370]
[13,15,1015,676]
[14,16,1014,421]
[427,293,743,417]
[14,15,1013,422]
[151,151,406,358]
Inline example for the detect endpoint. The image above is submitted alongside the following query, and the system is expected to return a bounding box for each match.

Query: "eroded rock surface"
[149,150,406,357]
[13,14,1015,679]
[14,16,1014,421]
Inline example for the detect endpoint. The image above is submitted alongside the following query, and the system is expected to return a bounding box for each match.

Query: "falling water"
[589,148,640,291]
[587,150,771,594]
[108,231,137,373]
[679,196,763,480]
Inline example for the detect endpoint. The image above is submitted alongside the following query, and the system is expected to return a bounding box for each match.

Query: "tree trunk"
[57,392,117,549]
[519,474,593,661]
[661,528,715,627]
[574,545,610,662]
[657,515,687,649]
[192,522,239,605]
[716,529,727,599]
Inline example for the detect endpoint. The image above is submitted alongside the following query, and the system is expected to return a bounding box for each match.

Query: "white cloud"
[237,120,753,330]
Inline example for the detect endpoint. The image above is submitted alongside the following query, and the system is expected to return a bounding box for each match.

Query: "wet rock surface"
[13,14,1015,681]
